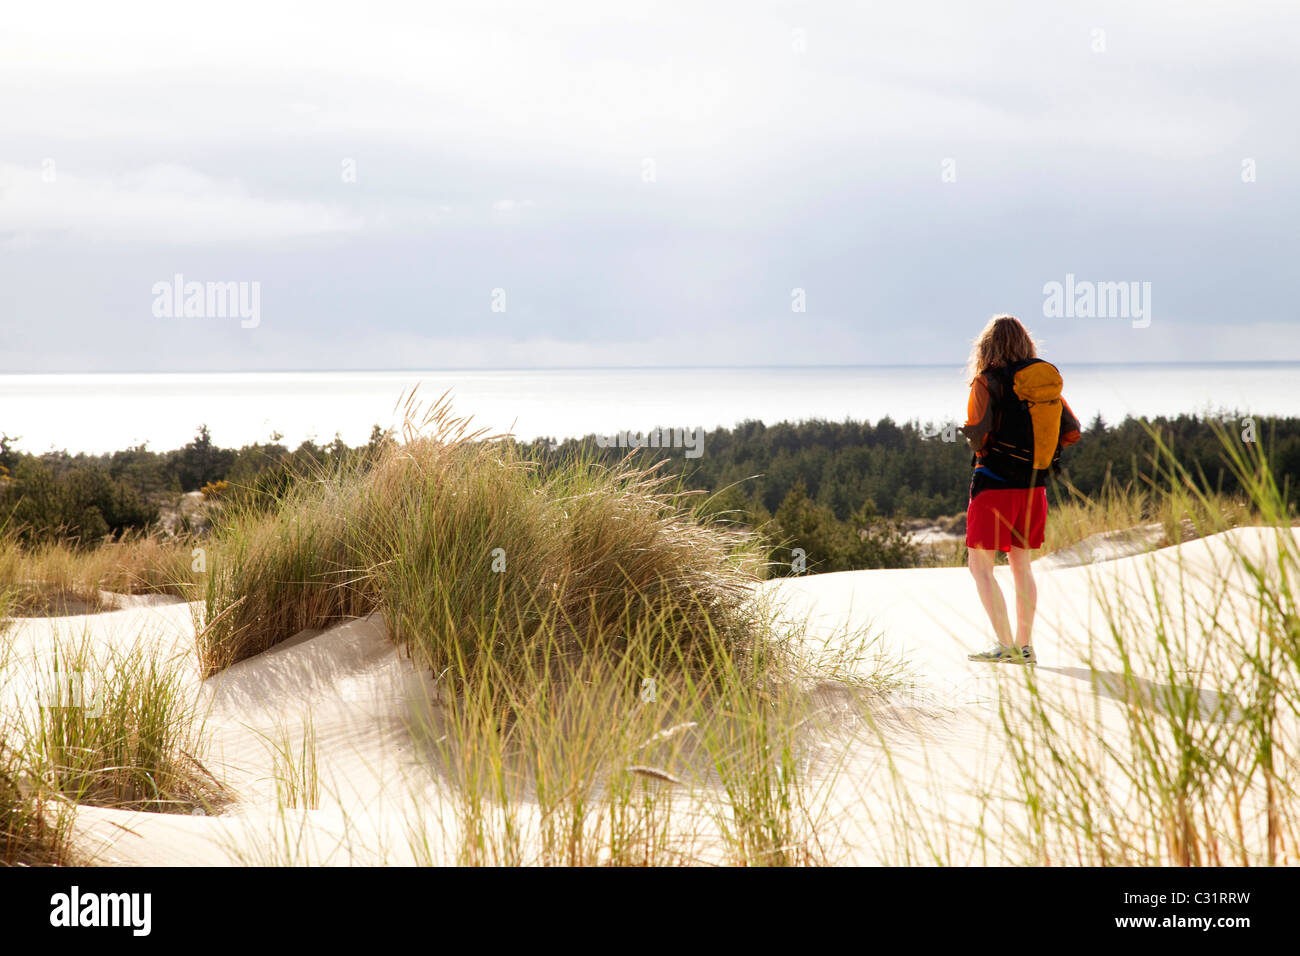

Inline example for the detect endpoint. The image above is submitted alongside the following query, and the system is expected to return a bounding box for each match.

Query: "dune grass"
[398,601,869,867]
[262,716,320,811]
[0,530,198,618]
[198,393,891,865]
[909,479,1261,572]
[982,425,1300,865]
[1044,474,1260,558]
[0,520,212,864]
[0,738,73,865]
[18,636,218,815]
[1,634,75,866]
[0,626,218,864]
[201,393,763,680]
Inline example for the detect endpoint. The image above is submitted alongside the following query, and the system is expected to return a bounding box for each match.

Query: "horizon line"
[4,359,1300,376]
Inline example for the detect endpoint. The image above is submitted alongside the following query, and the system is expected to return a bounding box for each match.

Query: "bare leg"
[967,547,1013,646]
[1007,547,1037,647]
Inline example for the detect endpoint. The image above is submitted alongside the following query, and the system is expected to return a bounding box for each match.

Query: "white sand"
[5,527,1296,865]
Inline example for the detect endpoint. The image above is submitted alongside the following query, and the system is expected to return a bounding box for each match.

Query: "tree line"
[3,412,1296,573]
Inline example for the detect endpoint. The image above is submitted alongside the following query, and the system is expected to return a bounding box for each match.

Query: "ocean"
[3,363,1297,455]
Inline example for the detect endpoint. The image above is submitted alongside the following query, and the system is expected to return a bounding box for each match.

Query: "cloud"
[0,1,1296,372]
[0,162,362,243]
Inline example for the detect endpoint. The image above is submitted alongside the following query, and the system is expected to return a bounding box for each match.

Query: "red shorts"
[966,486,1048,552]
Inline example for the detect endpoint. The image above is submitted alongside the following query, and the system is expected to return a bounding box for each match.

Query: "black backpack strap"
[992,365,1017,399]
[987,366,1013,418]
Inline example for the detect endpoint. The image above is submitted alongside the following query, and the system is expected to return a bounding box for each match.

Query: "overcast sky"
[2,0,1297,372]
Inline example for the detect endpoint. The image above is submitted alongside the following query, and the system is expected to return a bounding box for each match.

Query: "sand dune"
[6,527,1295,866]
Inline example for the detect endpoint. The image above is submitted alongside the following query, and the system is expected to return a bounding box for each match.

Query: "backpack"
[983,358,1064,486]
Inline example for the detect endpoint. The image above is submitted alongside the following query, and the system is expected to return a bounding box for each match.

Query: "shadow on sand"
[1038,666,1243,722]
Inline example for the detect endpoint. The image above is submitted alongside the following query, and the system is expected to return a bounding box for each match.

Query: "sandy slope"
[6,527,1296,866]
[764,527,1299,864]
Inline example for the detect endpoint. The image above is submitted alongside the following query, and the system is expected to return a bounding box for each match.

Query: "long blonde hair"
[966,314,1038,383]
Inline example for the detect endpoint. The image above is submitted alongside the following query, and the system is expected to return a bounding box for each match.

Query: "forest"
[3,411,1296,575]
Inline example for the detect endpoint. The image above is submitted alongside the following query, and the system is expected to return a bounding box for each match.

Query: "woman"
[960,315,1080,664]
